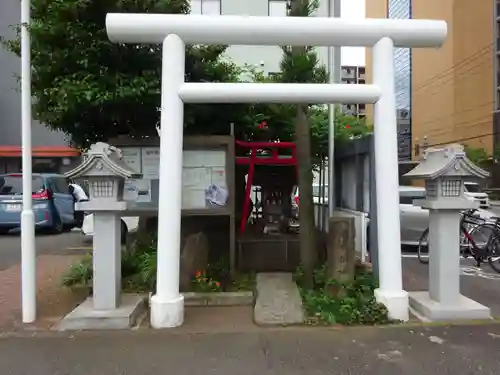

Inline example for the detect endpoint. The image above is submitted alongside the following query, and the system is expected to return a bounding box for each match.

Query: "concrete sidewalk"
[1,324,500,374]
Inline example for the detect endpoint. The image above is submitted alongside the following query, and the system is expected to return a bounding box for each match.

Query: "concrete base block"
[150,294,184,329]
[375,288,409,322]
[55,294,146,331]
[409,291,491,322]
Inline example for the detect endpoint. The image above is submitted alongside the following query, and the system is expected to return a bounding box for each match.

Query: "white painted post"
[21,0,36,323]
[149,34,185,329]
[372,37,409,321]
[92,213,121,310]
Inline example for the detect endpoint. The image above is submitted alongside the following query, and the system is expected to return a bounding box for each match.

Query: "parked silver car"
[293,184,496,245]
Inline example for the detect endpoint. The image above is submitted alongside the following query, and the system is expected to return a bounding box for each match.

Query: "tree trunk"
[289,0,316,289]
[295,104,316,288]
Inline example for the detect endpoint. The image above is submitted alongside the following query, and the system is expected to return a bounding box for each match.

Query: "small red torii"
[235,139,298,233]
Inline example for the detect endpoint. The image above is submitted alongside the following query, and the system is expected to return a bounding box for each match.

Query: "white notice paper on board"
[123,179,152,203]
[182,189,207,209]
[121,147,141,173]
[182,168,211,189]
[211,168,226,187]
[141,147,160,179]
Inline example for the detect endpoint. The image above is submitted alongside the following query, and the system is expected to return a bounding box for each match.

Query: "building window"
[190,0,221,15]
[388,0,412,161]
[269,0,288,17]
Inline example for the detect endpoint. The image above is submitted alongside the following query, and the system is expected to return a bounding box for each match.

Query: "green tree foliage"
[464,145,489,166]
[241,66,371,157]
[310,106,371,158]
[1,0,248,147]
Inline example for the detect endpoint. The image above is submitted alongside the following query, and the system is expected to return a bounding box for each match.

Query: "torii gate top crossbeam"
[106,14,447,48]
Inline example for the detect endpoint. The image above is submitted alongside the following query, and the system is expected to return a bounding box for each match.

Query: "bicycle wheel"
[487,229,500,273]
[417,228,429,264]
[469,223,497,259]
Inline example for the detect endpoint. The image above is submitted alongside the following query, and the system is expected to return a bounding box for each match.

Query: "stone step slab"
[254,272,304,325]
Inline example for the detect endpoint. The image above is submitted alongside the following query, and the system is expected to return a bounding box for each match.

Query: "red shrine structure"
[235,139,298,234]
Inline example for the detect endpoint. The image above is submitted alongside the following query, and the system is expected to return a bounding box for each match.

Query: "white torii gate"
[106,14,447,328]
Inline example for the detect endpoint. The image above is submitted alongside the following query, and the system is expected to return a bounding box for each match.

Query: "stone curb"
[184,292,254,306]
[148,291,254,307]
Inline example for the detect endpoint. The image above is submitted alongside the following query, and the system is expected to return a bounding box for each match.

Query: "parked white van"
[463,181,490,209]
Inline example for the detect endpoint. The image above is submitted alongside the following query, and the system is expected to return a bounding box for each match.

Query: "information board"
[120,146,228,208]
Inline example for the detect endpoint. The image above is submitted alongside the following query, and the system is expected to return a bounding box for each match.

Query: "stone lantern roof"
[404,144,489,180]
[65,142,142,180]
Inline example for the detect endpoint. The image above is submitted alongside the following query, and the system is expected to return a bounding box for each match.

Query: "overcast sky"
[341,0,365,66]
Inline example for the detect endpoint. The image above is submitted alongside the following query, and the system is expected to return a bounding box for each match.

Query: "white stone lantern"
[407,144,487,209]
[58,142,144,330]
[66,142,141,209]
[404,143,491,321]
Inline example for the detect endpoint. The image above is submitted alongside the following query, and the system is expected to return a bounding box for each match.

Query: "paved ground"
[403,257,500,317]
[1,324,500,374]
[0,232,88,271]
[0,232,89,330]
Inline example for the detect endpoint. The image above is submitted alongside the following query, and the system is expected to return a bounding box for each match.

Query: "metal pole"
[328,0,341,216]
[21,0,36,323]
[318,157,324,230]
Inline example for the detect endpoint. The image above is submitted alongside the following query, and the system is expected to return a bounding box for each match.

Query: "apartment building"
[341,65,367,119]
[366,0,495,162]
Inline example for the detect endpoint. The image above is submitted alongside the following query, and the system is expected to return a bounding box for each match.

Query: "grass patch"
[294,263,397,326]
[188,257,255,293]
[230,271,256,292]
[62,233,157,293]
[62,233,255,294]
[62,253,93,288]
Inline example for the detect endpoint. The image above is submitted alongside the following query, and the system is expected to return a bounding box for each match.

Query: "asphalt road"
[1,324,500,375]
[0,232,88,271]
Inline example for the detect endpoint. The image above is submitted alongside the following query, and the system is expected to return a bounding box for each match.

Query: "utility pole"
[21,0,36,323]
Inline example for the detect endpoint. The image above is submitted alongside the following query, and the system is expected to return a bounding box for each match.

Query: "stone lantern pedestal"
[405,144,491,322]
[79,201,126,310]
[56,143,146,330]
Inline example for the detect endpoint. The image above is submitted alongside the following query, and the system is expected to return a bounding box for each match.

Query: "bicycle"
[483,217,500,273]
[417,209,500,273]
